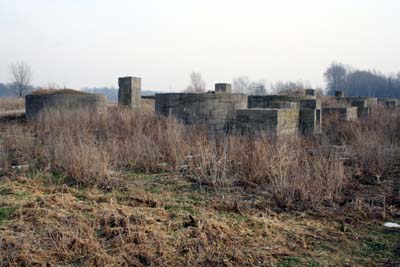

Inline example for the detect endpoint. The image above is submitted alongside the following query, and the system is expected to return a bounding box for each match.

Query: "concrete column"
[305,89,316,97]
[118,77,141,110]
[215,83,232,93]
[299,99,321,134]
[335,91,344,97]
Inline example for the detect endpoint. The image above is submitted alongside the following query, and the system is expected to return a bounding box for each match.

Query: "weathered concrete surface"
[25,92,107,120]
[215,83,232,93]
[235,109,299,136]
[378,98,399,109]
[351,98,378,108]
[305,89,316,96]
[334,91,344,97]
[118,77,141,110]
[322,107,358,121]
[300,109,321,134]
[248,95,303,109]
[349,98,377,118]
[322,96,377,118]
[300,99,321,110]
[155,92,247,133]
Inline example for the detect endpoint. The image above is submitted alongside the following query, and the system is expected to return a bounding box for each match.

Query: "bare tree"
[9,61,33,97]
[233,76,250,93]
[324,62,347,94]
[233,77,268,95]
[248,80,267,95]
[185,72,206,92]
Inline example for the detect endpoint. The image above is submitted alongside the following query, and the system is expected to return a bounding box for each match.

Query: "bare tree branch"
[9,61,33,97]
[185,72,206,93]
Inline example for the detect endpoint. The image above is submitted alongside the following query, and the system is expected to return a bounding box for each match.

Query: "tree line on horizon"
[324,62,400,98]
[1,61,400,99]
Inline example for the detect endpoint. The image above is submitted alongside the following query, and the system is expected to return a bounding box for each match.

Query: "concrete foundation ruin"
[25,89,107,120]
[155,92,248,133]
[155,85,322,136]
[378,98,399,109]
[322,95,378,120]
[239,97,321,135]
[215,83,232,93]
[236,109,299,135]
[24,75,397,137]
[322,107,358,121]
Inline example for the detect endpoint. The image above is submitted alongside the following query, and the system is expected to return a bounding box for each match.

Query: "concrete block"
[305,89,316,96]
[378,98,399,109]
[248,95,301,109]
[215,83,232,93]
[300,99,321,110]
[25,90,107,120]
[118,77,141,110]
[235,109,299,136]
[334,91,344,97]
[155,92,247,133]
[357,107,372,118]
[300,109,321,135]
[322,107,358,121]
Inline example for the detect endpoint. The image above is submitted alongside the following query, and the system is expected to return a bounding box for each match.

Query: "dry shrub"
[49,136,109,186]
[0,125,46,172]
[323,106,400,177]
[4,105,399,208]
[35,108,190,173]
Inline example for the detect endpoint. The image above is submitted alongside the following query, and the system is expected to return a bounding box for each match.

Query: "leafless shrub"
[2,105,399,208]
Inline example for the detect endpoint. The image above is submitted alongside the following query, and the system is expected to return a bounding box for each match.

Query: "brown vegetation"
[29,88,90,95]
[0,98,24,111]
[0,106,399,266]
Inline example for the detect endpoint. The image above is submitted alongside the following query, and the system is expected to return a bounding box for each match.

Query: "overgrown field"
[0,105,399,266]
[0,98,24,112]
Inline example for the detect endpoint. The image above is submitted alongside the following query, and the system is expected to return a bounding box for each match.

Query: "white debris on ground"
[384,222,400,228]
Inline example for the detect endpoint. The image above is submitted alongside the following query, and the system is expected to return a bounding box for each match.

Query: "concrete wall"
[248,95,303,109]
[155,92,247,133]
[378,98,399,109]
[300,99,321,110]
[215,83,232,93]
[299,109,319,134]
[305,89,316,96]
[299,99,321,134]
[335,91,344,97]
[235,109,299,136]
[322,107,358,121]
[25,93,107,120]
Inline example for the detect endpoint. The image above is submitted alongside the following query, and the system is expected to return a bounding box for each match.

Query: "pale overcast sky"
[0,0,399,91]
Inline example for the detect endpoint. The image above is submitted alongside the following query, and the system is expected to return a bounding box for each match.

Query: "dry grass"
[0,173,398,267]
[0,98,24,111]
[0,105,400,266]
[29,88,89,95]
[2,106,399,207]
[0,108,351,208]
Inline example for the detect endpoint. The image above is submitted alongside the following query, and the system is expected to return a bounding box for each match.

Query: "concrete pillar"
[305,89,316,97]
[300,99,321,110]
[335,91,344,97]
[299,99,321,134]
[118,77,141,110]
[215,83,232,93]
